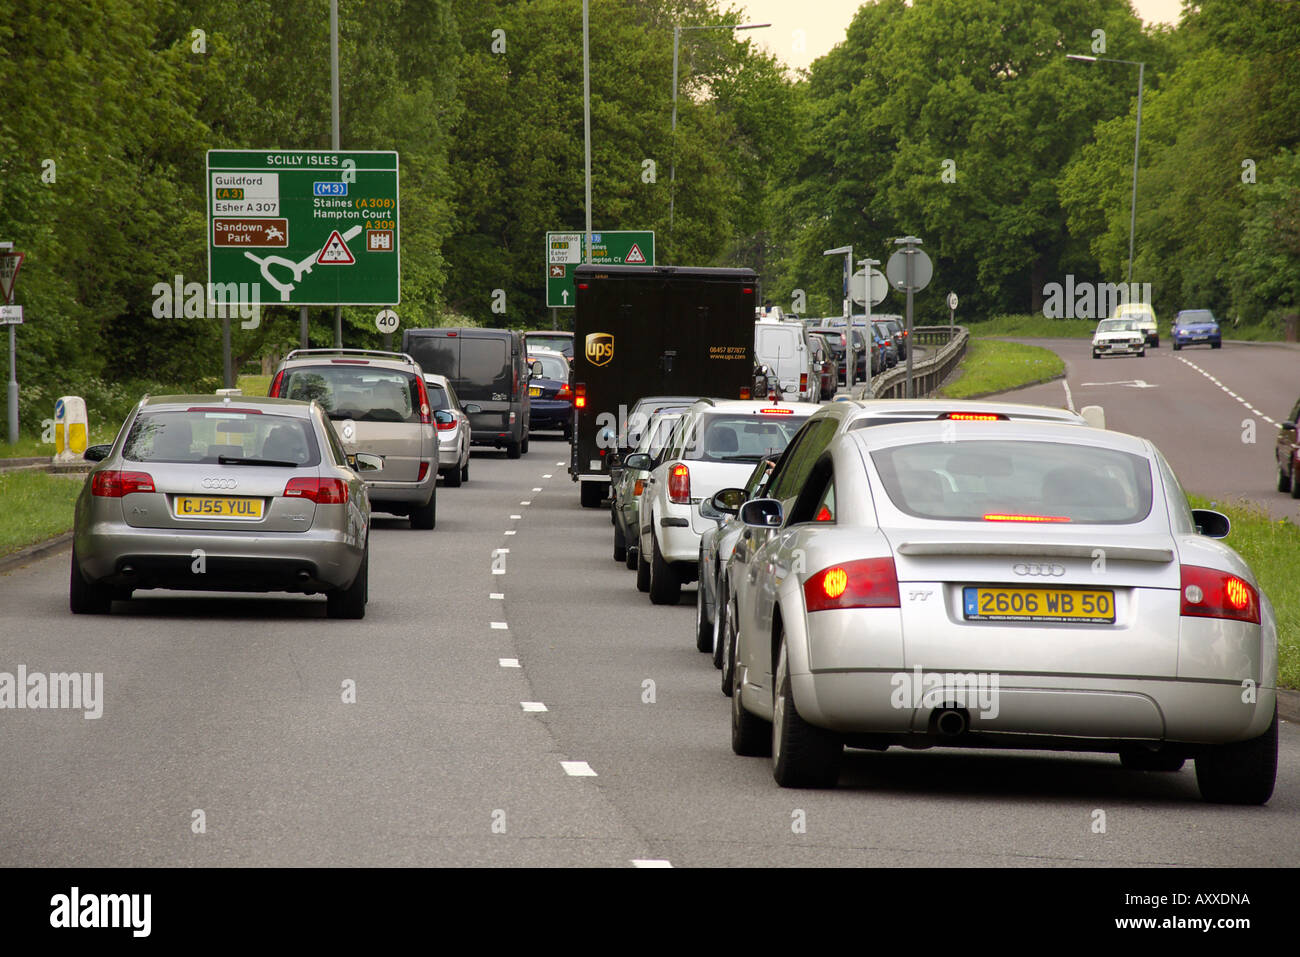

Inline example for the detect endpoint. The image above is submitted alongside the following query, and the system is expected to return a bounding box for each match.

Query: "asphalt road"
[1,423,1296,867]
[998,338,1300,521]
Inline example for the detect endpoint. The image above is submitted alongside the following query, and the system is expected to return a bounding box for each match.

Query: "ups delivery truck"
[570,264,757,507]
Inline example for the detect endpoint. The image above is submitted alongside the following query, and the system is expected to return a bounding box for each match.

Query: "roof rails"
[284,348,417,364]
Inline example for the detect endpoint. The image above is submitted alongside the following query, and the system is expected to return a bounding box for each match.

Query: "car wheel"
[69,548,113,615]
[730,649,771,757]
[771,633,842,787]
[521,434,530,454]
[443,463,462,488]
[1137,349,1146,357]
[613,518,627,563]
[648,531,681,605]
[326,544,368,620]
[711,577,728,670]
[461,459,469,483]
[635,538,651,592]
[1151,336,1159,348]
[410,487,436,529]
[1277,461,1292,494]
[1194,705,1277,804]
[1092,350,1100,359]
[579,481,603,508]
[695,558,713,652]
[1291,454,1300,499]
[1172,340,1181,350]
[624,542,638,571]
[1211,341,1221,349]
[505,439,522,459]
[1119,749,1186,772]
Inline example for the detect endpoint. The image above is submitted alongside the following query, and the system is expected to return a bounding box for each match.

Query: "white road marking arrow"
[1080,379,1158,388]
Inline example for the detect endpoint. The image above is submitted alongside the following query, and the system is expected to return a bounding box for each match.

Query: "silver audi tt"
[729,420,1278,803]
[70,394,377,618]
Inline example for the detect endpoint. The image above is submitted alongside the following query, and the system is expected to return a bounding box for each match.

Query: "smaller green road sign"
[546,230,654,307]
[207,149,400,306]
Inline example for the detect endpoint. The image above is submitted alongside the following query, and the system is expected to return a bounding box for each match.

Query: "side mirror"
[1080,405,1106,429]
[699,499,723,521]
[1284,421,1296,431]
[623,453,653,472]
[433,409,455,427]
[463,403,482,414]
[354,452,384,473]
[1191,508,1230,539]
[711,487,745,515]
[740,498,783,528]
[84,445,112,462]
[530,360,543,378]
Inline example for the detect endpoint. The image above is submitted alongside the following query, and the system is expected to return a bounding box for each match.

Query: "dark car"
[403,327,531,458]
[871,321,898,369]
[810,329,847,384]
[1172,310,1222,351]
[527,348,574,438]
[525,330,574,360]
[1276,395,1300,498]
[875,315,907,359]
[807,336,837,399]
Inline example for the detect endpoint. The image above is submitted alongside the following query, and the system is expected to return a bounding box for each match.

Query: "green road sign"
[206,150,400,306]
[546,230,654,308]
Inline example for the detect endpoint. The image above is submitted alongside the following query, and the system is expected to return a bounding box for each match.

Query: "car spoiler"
[895,541,1174,563]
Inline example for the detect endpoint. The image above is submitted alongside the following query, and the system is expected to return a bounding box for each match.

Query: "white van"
[754,319,817,403]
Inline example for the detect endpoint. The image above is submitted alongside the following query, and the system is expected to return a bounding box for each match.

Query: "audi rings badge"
[201,478,238,490]
[1012,562,1066,577]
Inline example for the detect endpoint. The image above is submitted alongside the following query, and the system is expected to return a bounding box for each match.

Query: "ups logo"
[585,332,615,367]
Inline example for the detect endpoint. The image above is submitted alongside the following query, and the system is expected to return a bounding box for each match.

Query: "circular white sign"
[375,309,399,334]
[886,249,933,292]
[947,291,959,310]
[850,269,889,307]
[341,420,356,441]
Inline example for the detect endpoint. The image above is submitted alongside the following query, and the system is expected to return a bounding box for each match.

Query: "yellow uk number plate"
[963,587,1114,623]
[529,386,542,397]
[174,496,264,519]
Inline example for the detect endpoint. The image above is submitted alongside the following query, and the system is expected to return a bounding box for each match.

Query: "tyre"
[635,539,651,592]
[721,599,741,697]
[711,578,728,670]
[1151,336,1159,348]
[1137,349,1146,357]
[624,543,638,571]
[505,440,521,459]
[1119,749,1186,772]
[695,560,713,652]
[730,651,771,757]
[1195,706,1277,804]
[613,519,627,563]
[580,481,604,509]
[1211,341,1221,349]
[443,464,462,488]
[326,544,368,620]
[410,488,436,529]
[1172,340,1181,350]
[648,531,681,606]
[1092,351,1100,359]
[1277,462,1292,494]
[69,548,113,615]
[521,434,530,454]
[461,459,469,483]
[771,634,842,787]
[1291,455,1300,499]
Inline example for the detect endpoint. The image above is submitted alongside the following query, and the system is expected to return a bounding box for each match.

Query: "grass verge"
[1188,496,1299,689]
[0,471,82,558]
[970,314,1099,339]
[938,339,1065,398]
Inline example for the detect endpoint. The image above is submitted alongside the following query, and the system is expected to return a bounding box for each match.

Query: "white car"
[1112,302,1158,347]
[623,398,819,604]
[423,373,474,487]
[755,319,819,403]
[728,419,1277,803]
[1092,318,1146,358]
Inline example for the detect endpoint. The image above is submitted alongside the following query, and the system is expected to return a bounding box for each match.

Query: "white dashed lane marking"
[499,658,521,668]
[520,702,547,712]
[490,621,508,630]
[1177,356,1277,426]
[632,859,673,868]
[490,593,504,600]
[561,761,597,777]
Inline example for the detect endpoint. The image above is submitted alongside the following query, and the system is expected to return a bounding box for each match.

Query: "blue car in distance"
[526,348,573,438]
[1172,309,1222,350]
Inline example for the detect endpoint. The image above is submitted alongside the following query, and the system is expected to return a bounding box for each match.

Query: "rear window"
[530,353,568,380]
[755,327,798,359]
[684,412,809,463]
[870,440,1154,524]
[1178,311,1216,323]
[527,334,573,356]
[280,365,421,423]
[123,410,320,465]
[406,335,457,380]
[425,383,451,411]
[459,337,510,399]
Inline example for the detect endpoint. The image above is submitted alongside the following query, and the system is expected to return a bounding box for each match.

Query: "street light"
[668,21,771,255]
[1067,53,1145,285]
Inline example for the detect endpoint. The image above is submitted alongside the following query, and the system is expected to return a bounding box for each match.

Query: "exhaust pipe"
[935,708,968,737]
[296,570,311,582]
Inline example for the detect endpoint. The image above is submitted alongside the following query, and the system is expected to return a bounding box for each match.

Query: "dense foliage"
[1,0,1297,432]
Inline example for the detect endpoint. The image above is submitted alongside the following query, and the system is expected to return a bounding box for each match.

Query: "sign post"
[823,245,853,390]
[887,237,933,398]
[856,258,884,394]
[947,291,958,334]
[546,231,654,308]
[0,244,25,444]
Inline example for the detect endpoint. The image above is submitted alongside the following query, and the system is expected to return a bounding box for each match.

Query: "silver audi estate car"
[729,420,1278,804]
[70,394,377,619]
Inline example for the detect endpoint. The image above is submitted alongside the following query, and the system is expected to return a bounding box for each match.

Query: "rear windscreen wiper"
[217,456,298,467]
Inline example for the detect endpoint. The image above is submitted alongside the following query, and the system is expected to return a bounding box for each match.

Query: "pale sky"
[735,0,1185,72]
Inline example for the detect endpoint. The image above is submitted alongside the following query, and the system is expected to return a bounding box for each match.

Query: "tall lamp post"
[1067,54,1145,285]
[669,21,770,255]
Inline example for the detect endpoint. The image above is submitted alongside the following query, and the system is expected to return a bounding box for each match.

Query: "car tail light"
[556,383,573,402]
[415,376,432,424]
[804,557,900,612]
[513,364,519,398]
[331,358,370,364]
[633,478,645,496]
[982,513,1071,523]
[435,416,457,432]
[283,477,349,504]
[269,370,285,396]
[91,470,155,497]
[667,462,691,504]
[941,412,1006,421]
[186,406,262,414]
[417,462,429,481]
[575,383,587,409]
[800,373,808,393]
[759,407,793,414]
[1180,565,1260,624]
[739,387,751,399]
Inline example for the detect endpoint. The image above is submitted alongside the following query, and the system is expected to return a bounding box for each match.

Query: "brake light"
[556,383,573,402]
[633,479,645,496]
[269,370,285,397]
[739,387,751,399]
[804,558,900,612]
[742,287,754,294]
[1180,565,1260,624]
[982,513,1071,523]
[575,383,587,409]
[186,407,262,414]
[283,477,349,504]
[942,412,1005,421]
[91,470,155,497]
[417,462,429,481]
[759,407,793,414]
[800,373,808,393]
[414,375,432,424]
[667,462,691,504]
[435,415,457,432]
[331,359,370,364]
[577,282,589,290]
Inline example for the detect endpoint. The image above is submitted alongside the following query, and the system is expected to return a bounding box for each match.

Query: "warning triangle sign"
[624,243,646,264]
[316,230,355,265]
[0,252,24,304]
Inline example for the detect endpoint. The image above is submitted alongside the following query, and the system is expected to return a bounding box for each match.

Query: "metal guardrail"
[854,325,969,399]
